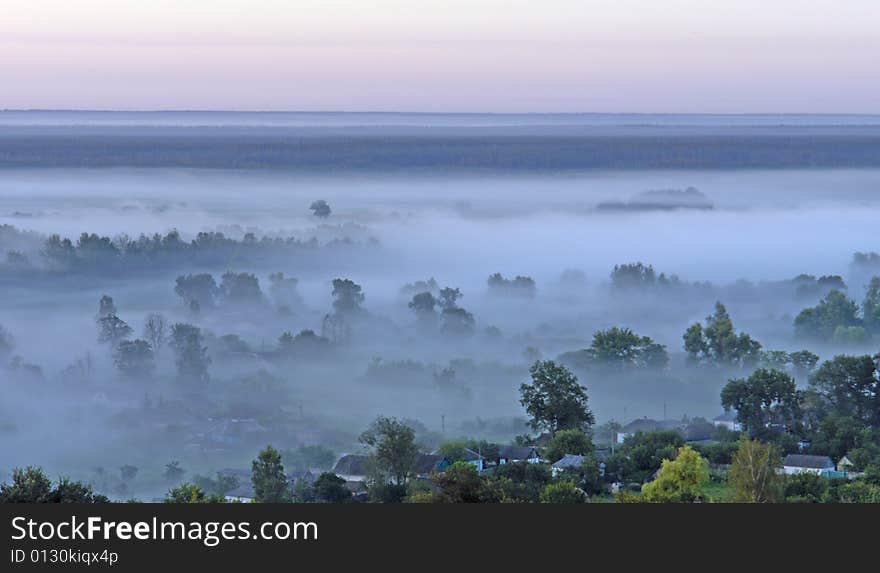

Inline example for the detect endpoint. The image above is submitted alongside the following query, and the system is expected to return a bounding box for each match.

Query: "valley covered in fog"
[2,112,880,500]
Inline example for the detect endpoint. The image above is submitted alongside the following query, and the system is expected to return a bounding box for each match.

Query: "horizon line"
[3,108,880,117]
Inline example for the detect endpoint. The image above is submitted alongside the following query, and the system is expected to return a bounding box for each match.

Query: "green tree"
[252,445,289,503]
[728,438,783,503]
[424,462,498,503]
[540,480,589,503]
[640,446,709,503]
[864,277,880,335]
[519,360,594,435]
[721,368,802,437]
[359,416,419,486]
[165,484,225,503]
[683,302,762,368]
[794,290,861,341]
[544,429,594,463]
[313,472,351,503]
[583,327,668,370]
[809,355,879,426]
[0,467,108,503]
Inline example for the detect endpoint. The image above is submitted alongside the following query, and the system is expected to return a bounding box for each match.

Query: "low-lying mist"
[3,165,880,500]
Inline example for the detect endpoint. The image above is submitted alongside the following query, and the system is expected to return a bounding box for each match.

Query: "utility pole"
[441,414,445,434]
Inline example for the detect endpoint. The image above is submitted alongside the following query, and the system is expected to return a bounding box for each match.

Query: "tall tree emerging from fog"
[519,361,594,436]
[359,416,419,487]
[683,302,762,368]
[143,313,167,356]
[252,445,289,503]
[721,368,802,437]
[331,278,365,314]
[729,438,783,503]
[170,323,210,383]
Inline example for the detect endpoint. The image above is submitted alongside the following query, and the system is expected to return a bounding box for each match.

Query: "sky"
[1,0,878,113]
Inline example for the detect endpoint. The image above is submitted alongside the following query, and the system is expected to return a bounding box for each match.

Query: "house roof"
[783,454,834,469]
[429,448,483,462]
[498,445,539,460]
[332,454,370,476]
[552,454,585,469]
[412,453,447,475]
[621,418,681,433]
[593,448,611,462]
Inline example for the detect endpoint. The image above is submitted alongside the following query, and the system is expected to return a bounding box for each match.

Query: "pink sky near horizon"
[1,0,878,113]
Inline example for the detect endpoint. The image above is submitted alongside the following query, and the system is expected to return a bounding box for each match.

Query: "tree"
[408,292,438,319]
[864,277,880,335]
[313,472,351,503]
[331,278,364,314]
[610,262,656,290]
[97,314,133,346]
[794,290,861,341]
[437,287,462,311]
[544,429,594,463]
[0,467,108,503]
[164,461,185,483]
[0,323,14,359]
[143,313,167,356]
[174,273,218,309]
[165,484,225,503]
[310,200,331,218]
[790,350,820,380]
[113,339,155,378]
[728,438,783,502]
[809,355,880,426]
[252,445,289,503]
[640,446,709,503]
[540,480,589,503]
[582,326,668,370]
[97,294,117,318]
[607,430,684,484]
[170,323,210,383]
[220,271,263,303]
[519,360,594,435]
[440,307,475,336]
[120,465,139,482]
[424,462,498,503]
[721,368,802,437]
[683,302,762,368]
[359,416,418,486]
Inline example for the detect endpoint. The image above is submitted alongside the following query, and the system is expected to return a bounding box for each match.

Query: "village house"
[497,445,541,464]
[782,454,835,475]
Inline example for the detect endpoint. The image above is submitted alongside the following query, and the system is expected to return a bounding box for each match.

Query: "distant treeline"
[2,228,373,274]
[2,134,880,170]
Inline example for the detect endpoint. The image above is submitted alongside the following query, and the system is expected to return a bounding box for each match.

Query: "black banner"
[0,503,866,570]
